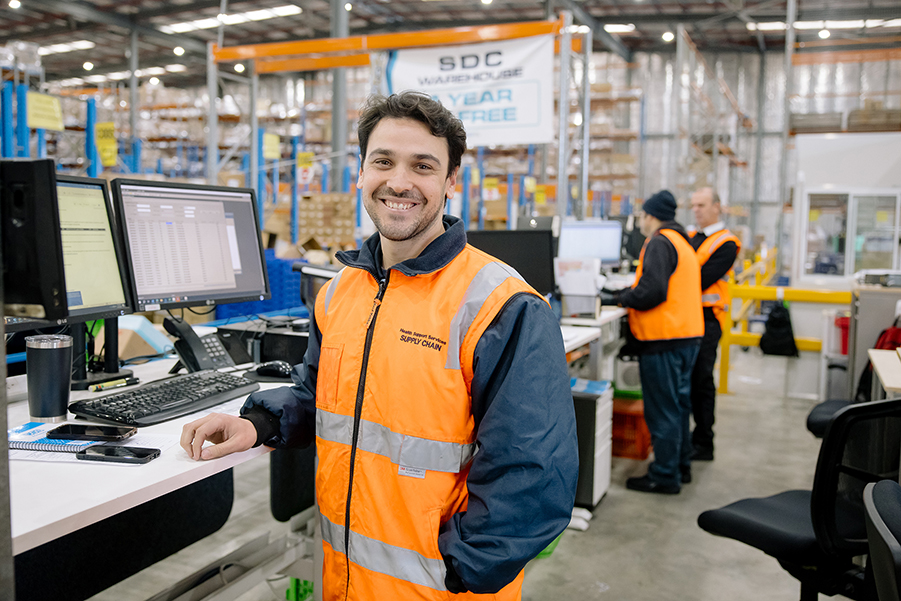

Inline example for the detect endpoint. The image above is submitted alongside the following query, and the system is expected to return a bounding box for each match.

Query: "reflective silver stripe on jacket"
[445,261,525,370]
[701,293,721,303]
[320,513,448,591]
[322,268,345,316]
[317,410,476,473]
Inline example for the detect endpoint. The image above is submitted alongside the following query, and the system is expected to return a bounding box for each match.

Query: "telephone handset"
[163,317,236,373]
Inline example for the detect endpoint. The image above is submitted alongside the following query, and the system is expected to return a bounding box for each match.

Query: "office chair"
[864,480,901,601]
[698,398,901,601]
[807,399,851,438]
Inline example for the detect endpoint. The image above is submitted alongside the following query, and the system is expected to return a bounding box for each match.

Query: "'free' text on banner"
[385,35,554,147]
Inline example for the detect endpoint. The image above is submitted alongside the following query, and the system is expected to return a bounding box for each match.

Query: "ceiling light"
[272,5,302,15]
[192,17,221,29]
[882,19,901,27]
[344,2,352,10]
[662,31,675,42]
[165,64,187,72]
[70,40,95,50]
[83,62,94,71]
[481,0,492,4]
[818,28,830,39]
[119,100,127,108]
[793,21,824,30]
[218,13,249,24]
[865,19,885,28]
[85,75,107,83]
[217,12,227,21]
[603,24,635,33]
[234,63,245,73]
[9,0,21,8]
[143,67,167,76]
[825,20,865,29]
[173,46,185,56]
[149,77,160,85]
[245,9,275,20]
[106,72,129,80]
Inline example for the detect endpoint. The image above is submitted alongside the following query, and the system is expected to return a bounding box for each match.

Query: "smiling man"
[180,91,578,601]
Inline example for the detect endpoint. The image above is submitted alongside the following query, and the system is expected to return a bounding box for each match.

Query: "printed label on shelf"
[96,122,117,167]
[27,92,64,131]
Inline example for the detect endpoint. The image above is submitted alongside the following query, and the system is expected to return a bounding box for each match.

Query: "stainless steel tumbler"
[25,334,74,422]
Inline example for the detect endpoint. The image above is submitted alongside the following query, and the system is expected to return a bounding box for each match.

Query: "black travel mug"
[25,334,74,422]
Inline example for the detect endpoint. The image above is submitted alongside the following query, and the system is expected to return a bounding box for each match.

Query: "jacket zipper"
[344,272,389,598]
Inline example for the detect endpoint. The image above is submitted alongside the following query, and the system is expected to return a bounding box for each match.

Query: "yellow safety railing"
[717,249,852,393]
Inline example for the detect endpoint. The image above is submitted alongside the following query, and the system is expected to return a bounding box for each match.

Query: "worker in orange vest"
[688,187,740,461]
[180,91,578,600]
[603,190,703,493]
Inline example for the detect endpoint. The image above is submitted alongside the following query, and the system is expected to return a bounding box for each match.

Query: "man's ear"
[445,166,459,199]
[356,155,364,189]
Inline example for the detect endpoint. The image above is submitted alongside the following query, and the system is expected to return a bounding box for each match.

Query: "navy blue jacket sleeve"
[239,311,321,449]
[616,234,677,311]
[437,293,578,594]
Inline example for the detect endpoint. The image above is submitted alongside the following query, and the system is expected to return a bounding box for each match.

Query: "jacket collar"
[656,221,691,242]
[336,215,467,279]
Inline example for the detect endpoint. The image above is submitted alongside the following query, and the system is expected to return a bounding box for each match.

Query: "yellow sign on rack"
[524,176,537,193]
[296,151,314,168]
[263,133,281,160]
[26,92,64,131]
[535,185,547,205]
[95,122,117,167]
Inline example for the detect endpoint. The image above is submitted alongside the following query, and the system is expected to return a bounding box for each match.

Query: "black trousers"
[691,316,722,451]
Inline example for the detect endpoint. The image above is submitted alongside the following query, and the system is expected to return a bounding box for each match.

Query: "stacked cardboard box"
[263,193,356,253]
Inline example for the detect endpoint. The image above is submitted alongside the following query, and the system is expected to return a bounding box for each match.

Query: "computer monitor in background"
[112,179,271,372]
[464,230,556,296]
[4,175,137,388]
[557,220,624,268]
[515,215,561,255]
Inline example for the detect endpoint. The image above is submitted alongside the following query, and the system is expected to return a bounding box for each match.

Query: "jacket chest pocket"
[317,343,344,412]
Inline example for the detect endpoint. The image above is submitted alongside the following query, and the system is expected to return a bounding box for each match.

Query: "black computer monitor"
[111,179,271,313]
[4,175,137,387]
[5,176,133,329]
[465,229,556,296]
[557,220,623,268]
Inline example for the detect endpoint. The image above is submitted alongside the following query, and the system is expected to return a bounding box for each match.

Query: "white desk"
[7,359,276,556]
[561,307,627,381]
[868,349,901,400]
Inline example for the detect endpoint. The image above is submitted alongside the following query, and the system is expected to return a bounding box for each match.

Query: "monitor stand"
[70,318,134,391]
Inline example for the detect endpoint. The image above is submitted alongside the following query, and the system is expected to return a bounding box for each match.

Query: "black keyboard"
[69,370,261,427]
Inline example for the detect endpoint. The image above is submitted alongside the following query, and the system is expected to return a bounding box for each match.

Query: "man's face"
[691,189,720,229]
[357,117,457,243]
[638,211,653,238]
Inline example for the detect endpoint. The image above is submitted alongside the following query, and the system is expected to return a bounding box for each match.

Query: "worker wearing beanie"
[603,190,703,494]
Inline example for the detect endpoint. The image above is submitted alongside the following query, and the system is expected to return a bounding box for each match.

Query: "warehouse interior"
[2,0,901,599]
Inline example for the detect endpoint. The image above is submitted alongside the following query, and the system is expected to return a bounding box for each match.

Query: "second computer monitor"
[112,179,271,312]
[557,220,623,267]
[465,229,556,296]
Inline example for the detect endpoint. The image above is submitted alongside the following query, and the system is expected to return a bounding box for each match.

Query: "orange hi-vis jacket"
[691,228,741,319]
[312,243,546,600]
[628,228,704,342]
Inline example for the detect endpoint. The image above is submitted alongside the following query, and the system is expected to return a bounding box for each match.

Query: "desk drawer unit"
[573,386,614,508]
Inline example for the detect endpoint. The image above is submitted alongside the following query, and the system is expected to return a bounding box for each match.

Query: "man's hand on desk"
[180,413,257,461]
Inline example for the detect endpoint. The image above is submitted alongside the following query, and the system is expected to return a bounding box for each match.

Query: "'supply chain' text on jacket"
[616,222,704,353]
[240,215,578,600]
[689,228,741,322]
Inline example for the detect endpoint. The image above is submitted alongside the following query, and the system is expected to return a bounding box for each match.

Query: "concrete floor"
[89,350,836,601]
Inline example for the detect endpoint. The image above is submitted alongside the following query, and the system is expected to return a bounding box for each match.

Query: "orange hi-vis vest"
[628,228,704,342]
[313,245,545,601]
[692,229,741,318]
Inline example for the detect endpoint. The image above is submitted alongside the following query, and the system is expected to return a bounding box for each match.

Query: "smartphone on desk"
[75,445,160,464]
[46,424,137,442]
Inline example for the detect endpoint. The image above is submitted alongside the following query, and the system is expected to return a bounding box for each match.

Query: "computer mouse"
[255,360,293,378]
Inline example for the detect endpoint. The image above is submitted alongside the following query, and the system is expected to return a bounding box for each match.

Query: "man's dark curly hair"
[357,91,466,178]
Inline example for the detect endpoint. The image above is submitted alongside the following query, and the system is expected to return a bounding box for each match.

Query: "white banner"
[386,35,554,147]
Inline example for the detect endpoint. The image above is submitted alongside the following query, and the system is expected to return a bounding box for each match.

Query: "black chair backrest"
[812,398,901,557]
[864,480,901,601]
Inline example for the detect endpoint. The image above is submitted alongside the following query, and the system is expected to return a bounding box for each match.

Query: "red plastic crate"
[612,398,652,460]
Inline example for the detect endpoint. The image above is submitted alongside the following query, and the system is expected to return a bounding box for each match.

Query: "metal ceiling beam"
[553,0,632,61]
[589,7,901,24]
[23,0,209,53]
